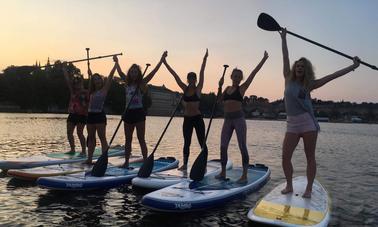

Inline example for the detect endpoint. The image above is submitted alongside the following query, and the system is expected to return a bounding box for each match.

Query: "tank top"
[223,86,243,102]
[125,85,143,109]
[284,80,320,130]
[88,90,106,113]
[68,90,89,115]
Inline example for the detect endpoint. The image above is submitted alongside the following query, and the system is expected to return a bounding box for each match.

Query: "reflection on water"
[0,113,377,226]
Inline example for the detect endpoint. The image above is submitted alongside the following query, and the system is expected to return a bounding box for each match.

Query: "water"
[0,113,377,226]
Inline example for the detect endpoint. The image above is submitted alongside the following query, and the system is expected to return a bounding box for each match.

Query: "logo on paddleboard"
[175,202,192,209]
[66,183,83,188]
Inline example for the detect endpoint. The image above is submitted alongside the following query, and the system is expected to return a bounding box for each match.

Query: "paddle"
[91,62,151,177]
[189,64,229,182]
[85,48,90,148]
[38,52,123,69]
[257,13,378,71]
[137,90,186,178]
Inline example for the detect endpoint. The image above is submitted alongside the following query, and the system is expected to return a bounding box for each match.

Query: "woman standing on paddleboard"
[216,51,269,183]
[163,49,208,171]
[116,51,167,168]
[279,28,360,198]
[62,63,89,156]
[83,56,118,164]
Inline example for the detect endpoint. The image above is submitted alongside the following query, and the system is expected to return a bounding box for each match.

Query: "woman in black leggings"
[163,49,208,171]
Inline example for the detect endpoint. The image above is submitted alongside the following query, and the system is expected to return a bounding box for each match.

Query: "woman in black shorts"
[116,51,167,168]
[84,56,117,164]
[62,63,89,156]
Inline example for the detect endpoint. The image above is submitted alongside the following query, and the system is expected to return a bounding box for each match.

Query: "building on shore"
[147,84,181,116]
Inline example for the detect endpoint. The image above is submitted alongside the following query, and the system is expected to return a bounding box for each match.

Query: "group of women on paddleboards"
[63,27,360,197]
[63,52,168,166]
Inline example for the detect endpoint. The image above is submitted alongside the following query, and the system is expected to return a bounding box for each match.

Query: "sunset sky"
[1,0,377,102]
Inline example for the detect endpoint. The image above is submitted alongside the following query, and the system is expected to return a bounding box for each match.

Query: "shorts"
[286,112,317,134]
[122,108,146,124]
[67,113,87,125]
[87,112,107,125]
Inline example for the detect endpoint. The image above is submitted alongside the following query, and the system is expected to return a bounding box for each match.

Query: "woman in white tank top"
[84,56,117,164]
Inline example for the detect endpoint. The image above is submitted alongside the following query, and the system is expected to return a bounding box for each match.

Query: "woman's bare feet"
[178,165,187,171]
[302,186,312,198]
[236,176,248,184]
[82,159,93,165]
[281,186,293,194]
[215,173,227,181]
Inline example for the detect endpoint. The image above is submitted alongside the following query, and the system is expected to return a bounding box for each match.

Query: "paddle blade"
[257,13,281,31]
[91,153,108,177]
[189,147,208,181]
[137,153,154,178]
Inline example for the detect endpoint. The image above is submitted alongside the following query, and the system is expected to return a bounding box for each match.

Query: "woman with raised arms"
[216,51,269,183]
[163,49,208,171]
[279,28,360,198]
[116,51,167,168]
[83,56,117,164]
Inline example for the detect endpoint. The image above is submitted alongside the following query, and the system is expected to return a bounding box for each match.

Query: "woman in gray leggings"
[216,51,268,183]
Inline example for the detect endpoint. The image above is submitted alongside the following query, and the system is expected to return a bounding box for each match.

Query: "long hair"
[90,73,104,93]
[126,64,147,92]
[290,57,315,90]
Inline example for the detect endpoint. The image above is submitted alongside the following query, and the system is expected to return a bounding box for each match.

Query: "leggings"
[220,114,249,169]
[183,115,206,165]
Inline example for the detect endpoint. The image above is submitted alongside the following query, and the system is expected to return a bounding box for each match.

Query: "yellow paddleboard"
[248,176,330,227]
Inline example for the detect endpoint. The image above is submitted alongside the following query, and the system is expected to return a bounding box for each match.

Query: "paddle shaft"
[38,52,123,69]
[86,48,90,68]
[202,66,228,147]
[149,92,185,157]
[285,30,377,70]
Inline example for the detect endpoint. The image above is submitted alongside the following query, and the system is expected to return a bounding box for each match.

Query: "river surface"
[0,113,377,226]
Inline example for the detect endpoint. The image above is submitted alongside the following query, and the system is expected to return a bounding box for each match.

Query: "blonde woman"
[280,28,360,198]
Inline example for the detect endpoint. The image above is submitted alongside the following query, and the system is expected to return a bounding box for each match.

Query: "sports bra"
[223,86,243,102]
[183,92,200,102]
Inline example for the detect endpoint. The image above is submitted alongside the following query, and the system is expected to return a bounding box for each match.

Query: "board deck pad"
[7,155,142,181]
[248,176,330,227]
[132,159,232,190]
[142,164,270,212]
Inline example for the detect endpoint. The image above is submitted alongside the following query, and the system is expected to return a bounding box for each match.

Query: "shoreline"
[1,111,376,124]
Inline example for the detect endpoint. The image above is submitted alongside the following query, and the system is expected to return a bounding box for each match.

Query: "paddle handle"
[286,30,378,70]
[86,48,90,68]
[142,63,151,77]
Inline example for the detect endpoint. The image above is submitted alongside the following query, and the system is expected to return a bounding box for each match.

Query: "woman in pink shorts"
[280,28,360,198]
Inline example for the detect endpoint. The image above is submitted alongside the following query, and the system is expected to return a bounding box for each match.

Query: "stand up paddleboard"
[132,159,233,190]
[0,147,124,170]
[248,176,331,227]
[7,155,143,181]
[37,157,179,190]
[141,164,270,212]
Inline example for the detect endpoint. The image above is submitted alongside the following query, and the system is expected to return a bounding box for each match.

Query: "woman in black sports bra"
[215,51,269,183]
[163,49,208,171]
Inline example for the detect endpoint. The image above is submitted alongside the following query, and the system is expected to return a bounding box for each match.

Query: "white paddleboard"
[132,159,232,190]
[7,155,143,181]
[248,176,331,227]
